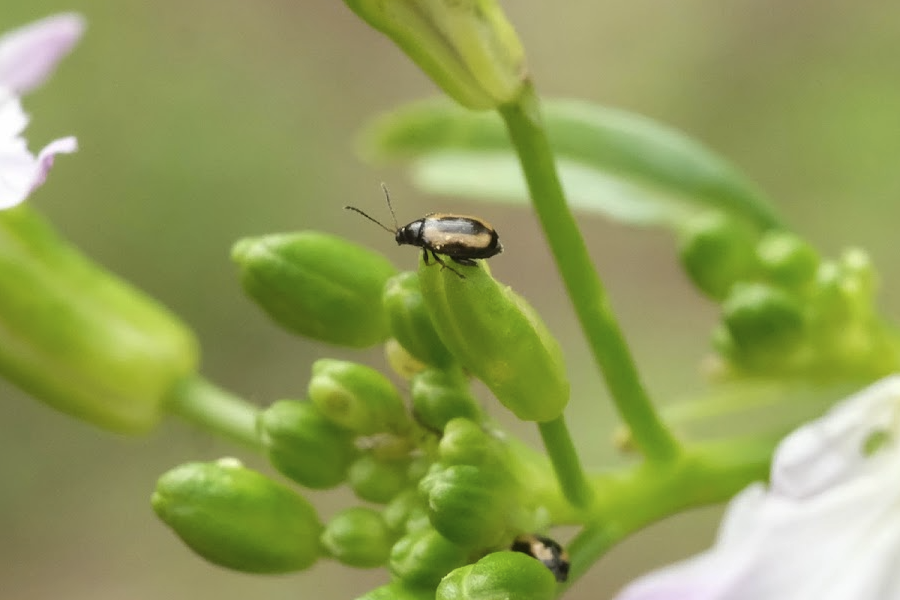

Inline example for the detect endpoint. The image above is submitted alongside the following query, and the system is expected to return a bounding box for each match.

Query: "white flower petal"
[615,375,900,600]
[0,116,77,209]
[0,94,29,139]
[0,13,85,94]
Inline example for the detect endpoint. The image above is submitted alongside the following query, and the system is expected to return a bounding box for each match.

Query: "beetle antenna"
[344,206,395,234]
[380,182,399,230]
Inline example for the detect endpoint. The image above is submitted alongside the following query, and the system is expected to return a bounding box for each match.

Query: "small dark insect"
[345,184,502,278]
[511,533,570,583]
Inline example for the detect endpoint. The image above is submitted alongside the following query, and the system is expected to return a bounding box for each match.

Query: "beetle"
[510,533,570,583]
[345,184,502,278]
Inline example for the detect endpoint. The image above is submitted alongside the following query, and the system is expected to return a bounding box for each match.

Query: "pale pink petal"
[0,13,85,94]
[30,135,77,191]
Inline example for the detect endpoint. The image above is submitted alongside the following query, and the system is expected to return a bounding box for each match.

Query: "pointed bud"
[419,261,568,422]
[0,206,198,433]
[436,551,557,600]
[343,0,527,110]
[257,400,358,489]
[151,459,322,573]
[232,232,397,348]
[419,463,514,548]
[321,507,394,568]
[438,417,495,466]
[308,358,409,434]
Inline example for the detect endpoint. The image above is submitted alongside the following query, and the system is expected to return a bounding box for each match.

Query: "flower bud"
[419,260,568,423]
[436,551,557,600]
[383,488,429,534]
[678,212,759,300]
[343,0,527,110]
[722,282,806,370]
[257,400,357,489]
[411,368,481,433]
[419,463,514,547]
[389,526,468,587]
[232,232,397,348]
[385,338,428,379]
[438,417,494,466]
[384,272,454,367]
[308,358,409,434]
[756,230,819,292]
[0,206,198,433]
[357,581,435,600]
[321,507,394,568]
[151,459,322,573]
[349,452,411,504]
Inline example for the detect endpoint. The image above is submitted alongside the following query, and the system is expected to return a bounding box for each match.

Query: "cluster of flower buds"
[150,232,572,598]
[679,212,899,379]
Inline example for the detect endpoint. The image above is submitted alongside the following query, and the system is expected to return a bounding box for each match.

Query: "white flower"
[0,13,84,209]
[615,375,900,600]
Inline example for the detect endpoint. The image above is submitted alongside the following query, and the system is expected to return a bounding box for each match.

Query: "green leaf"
[360,99,782,230]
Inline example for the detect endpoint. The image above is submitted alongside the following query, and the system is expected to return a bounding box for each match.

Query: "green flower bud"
[308,359,409,434]
[344,0,527,110]
[419,463,513,548]
[839,247,877,307]
[321,507,394,568]
[419,260,568,423]
[411,368,481,433]
[257,400,357,489]
[232,232,397,348]
[678,211,759,300]
[384,272,455,367]
[356,581,435,600]
[438,418,494,466]
[383,488,429,534]
[722,282,806,369]
[436,551,557,600]
[756,230,819,292]
[385,338,429,379]
[0,206,198,434]
[151,459,322,573]
[350,452,411,504]
[389,526,468,588]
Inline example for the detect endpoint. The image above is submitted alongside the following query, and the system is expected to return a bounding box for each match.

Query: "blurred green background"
[3,1,900,598]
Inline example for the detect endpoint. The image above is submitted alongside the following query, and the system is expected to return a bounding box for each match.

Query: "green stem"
[538,416,594,510]
[499,87,680,462]
[165,375,263,450]
[558,434,778,594]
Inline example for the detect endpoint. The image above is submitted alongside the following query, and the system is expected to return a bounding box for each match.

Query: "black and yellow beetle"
[511,533,570,582]
[345,184,502,278]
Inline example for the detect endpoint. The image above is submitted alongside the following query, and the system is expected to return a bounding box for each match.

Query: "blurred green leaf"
[360,99,782,230]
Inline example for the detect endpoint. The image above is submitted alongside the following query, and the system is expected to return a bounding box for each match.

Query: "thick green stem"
[165,375,262,450]
[559,434,778,594]
[538,416,594,510]
[499,88,680,462]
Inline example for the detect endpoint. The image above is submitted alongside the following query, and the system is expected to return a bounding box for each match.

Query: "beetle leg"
[431,251,466,279]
